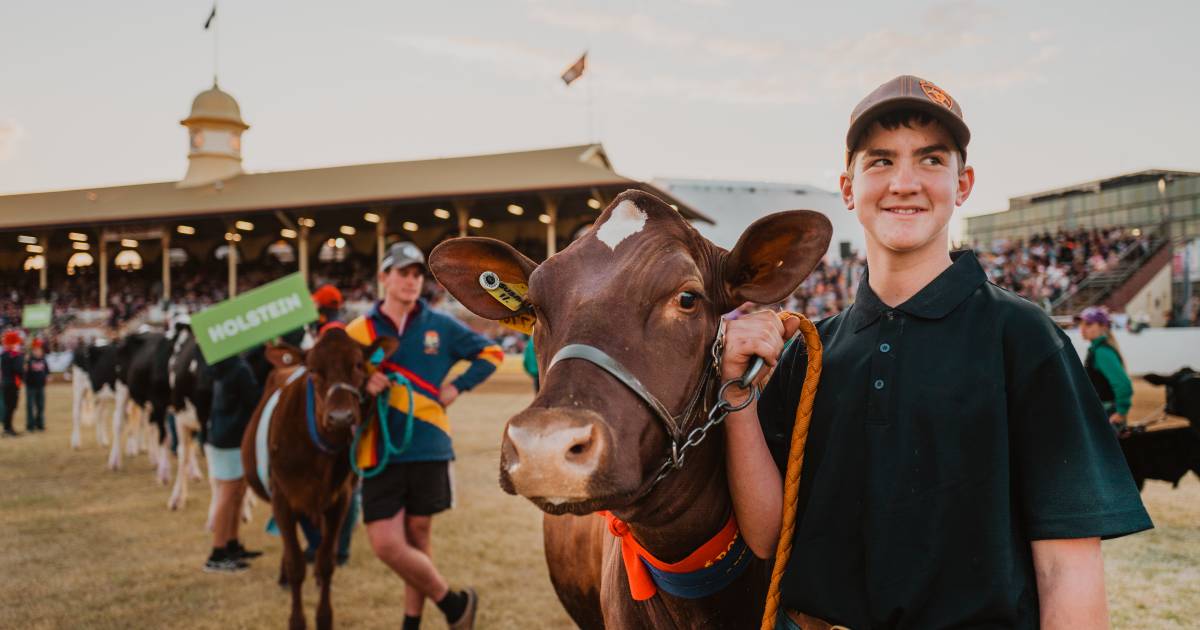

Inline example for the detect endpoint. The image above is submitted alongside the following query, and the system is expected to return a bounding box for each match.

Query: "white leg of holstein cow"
[155,425,171,487]
[70,366,87,449]
[95,395,111,446]
[241,492,256,524]
[124,402,140,458]
[107,383,129,471]
[168,413,189,509]
[187,432,204,482]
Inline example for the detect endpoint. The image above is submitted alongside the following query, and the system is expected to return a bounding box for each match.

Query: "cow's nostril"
[564,426,595,462]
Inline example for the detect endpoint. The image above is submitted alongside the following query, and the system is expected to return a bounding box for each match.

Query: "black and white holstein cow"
[167,322,211,512]
[70,341,115,449]
[1122,368,1200,490]
[107,331,174,482]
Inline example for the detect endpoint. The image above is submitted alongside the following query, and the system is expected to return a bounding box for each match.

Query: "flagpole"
[212,1,220,85]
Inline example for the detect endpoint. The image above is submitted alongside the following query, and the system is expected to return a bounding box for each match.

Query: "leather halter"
[547,343,712,443]
[305,377,363,455]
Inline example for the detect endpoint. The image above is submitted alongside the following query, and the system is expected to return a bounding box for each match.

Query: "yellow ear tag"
[480,271,536,334]
[499,312,536,335]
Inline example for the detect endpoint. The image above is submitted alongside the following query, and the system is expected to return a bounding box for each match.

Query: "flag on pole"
[560,52,587,86]
[204,5,217,30]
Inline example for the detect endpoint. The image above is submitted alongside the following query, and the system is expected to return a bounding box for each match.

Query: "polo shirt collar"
[369,298,425,336]
[847,250,987,333]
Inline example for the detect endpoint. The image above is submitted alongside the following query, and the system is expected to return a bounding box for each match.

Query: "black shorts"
[361,460,454,522]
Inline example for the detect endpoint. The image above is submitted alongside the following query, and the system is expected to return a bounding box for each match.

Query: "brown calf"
[241,329,397,630]
[431,190,830,628]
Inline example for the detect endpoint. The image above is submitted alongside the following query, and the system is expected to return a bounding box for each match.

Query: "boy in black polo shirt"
[724,76,1151,629]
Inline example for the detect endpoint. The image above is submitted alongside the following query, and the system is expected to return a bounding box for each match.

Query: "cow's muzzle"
[500,407,612,505]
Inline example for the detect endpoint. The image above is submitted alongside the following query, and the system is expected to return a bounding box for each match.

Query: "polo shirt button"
[879,343,891,353]
[886,311,896,320]
[874,379,885,390]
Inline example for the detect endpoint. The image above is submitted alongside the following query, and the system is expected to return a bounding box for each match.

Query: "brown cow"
[241,329,397,630]
[431,190,830,629]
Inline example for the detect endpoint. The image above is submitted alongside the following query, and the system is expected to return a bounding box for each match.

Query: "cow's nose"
[327,407,354,426]
[500,409,609,501]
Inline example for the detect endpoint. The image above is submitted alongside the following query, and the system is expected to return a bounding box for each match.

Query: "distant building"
[964,169,1200,245]
[965,169,1200,324]
[653,178,863,260]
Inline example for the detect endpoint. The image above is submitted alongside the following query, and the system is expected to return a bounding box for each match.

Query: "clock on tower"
[178,81,249,188]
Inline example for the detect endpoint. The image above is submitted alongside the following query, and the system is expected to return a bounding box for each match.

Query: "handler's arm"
[721,311,794,560]
[1032,537,1109,629]
[726,402,783,559]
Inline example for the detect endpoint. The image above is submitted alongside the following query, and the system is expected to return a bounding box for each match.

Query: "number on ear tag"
[479,271,528,312]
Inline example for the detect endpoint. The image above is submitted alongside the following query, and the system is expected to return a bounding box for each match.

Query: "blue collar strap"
[306,377,338,454]
[642,535,753,599]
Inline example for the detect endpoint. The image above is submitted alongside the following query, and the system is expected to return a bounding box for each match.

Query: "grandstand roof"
[1010,169,1200,207]
[0,144,712,230]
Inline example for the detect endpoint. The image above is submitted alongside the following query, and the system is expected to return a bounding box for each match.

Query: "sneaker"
[203,550,249,573]
[447,588,478,630]
[226,540,263,560]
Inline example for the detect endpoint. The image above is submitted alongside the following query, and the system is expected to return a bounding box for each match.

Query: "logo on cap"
[402,244,420,259]
[919,80,954,110]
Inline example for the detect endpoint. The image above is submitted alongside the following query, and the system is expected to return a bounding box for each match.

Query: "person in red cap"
[1,330,25,437]
[723,75,1150,628]
[312,284,345,331]
[23,338,49,432]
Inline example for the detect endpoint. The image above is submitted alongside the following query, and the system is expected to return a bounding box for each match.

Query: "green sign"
[22,303,52,329]
[191,273,317,363]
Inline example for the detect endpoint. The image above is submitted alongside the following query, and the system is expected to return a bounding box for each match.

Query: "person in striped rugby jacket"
[347,241,500,630]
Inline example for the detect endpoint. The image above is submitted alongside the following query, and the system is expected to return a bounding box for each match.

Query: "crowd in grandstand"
[0,226,1194,352]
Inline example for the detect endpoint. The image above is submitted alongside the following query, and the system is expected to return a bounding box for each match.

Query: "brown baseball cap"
[846,75,970,165]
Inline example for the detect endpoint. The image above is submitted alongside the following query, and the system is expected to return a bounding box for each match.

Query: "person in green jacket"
[1077,306,1133,426]
[522,335,538,393]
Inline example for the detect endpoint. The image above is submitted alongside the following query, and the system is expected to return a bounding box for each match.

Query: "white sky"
[1,0,1197,237]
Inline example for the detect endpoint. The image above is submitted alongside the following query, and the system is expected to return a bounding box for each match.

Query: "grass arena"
[1,365,1197,629]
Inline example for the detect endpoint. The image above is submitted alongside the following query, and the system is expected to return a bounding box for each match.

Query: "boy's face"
[377,264,424,305]
[840,119,974,258]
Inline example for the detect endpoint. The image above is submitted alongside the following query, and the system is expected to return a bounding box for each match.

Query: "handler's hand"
[720,310,800,400]
[439,383,460,407]
[365,371,390,396]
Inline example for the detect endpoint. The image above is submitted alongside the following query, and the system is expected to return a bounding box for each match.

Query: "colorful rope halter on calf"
[350,347,416,478]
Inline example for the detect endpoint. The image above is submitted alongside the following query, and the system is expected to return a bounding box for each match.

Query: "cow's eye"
[678,291,699,310]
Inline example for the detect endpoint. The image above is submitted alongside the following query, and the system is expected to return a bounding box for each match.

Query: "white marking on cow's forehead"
[593,200,647,251]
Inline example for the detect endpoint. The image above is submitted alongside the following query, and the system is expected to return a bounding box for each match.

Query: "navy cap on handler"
[380,241,426,273]
[846,74,971,164]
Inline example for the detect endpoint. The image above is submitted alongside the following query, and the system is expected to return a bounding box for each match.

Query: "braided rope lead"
[761,314,824,630]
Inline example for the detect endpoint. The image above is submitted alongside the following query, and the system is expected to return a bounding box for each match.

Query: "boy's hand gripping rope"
[350,350,416,478]
[760,314,823,630]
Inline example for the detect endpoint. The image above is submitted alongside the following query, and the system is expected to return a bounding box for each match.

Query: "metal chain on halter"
[648,319,760,490]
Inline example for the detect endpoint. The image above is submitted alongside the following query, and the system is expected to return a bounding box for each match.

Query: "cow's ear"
[361,336,399,365]
[720,210,832,311]
[429,237,539,320]
[265,344,305,370]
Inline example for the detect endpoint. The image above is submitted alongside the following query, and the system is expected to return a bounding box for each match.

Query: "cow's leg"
[241,492,256,524]
[188,431,204,481]
[107,383,129,470]
[169,414,191,510]
[70,367,87,449]
[315,493,349,630]
[94,391,111,446]
[156,435,171,485]
[125,402,141,457]
[273,495,308,630]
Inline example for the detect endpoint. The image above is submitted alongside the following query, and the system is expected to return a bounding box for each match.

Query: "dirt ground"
[0,369,1196,629]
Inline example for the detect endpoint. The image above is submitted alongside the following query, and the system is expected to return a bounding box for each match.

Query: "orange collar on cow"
[599,510,749,601]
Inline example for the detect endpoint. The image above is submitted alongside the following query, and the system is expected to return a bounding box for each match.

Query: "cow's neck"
[613,431,729,563]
